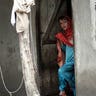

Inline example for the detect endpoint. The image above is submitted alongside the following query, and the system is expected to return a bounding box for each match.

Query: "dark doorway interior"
[38,0,73,96]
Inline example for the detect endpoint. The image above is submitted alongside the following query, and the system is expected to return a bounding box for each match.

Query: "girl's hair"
[58,16,71,23]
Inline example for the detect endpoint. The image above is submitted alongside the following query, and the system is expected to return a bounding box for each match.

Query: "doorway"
[39,0,75,96]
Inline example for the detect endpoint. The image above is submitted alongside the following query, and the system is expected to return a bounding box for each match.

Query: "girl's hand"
[56,40,65,67]
[57,40,62,52]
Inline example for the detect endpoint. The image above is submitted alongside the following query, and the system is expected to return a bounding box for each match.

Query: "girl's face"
[59,19,70,31]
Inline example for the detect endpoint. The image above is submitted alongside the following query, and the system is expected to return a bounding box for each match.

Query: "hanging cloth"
[11,0,35,26]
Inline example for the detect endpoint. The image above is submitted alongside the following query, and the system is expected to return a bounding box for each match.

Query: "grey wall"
[0,0,26,96]
[72,0,96,96]
[0,0,81,96]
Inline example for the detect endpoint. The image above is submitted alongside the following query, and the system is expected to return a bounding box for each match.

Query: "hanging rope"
[0,66,24,96]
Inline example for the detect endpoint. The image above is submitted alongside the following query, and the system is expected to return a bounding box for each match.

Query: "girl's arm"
[57,40,65,67]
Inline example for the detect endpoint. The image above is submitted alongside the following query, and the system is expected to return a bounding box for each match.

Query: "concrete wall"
[0,0,26,96]
[72,0,96,96]
[0,0,73,96]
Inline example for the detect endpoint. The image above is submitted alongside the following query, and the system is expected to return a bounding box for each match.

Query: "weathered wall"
[0,0,74,95]
[0,0,26,96]
[72,0,96,96]
[41,44,58,96]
